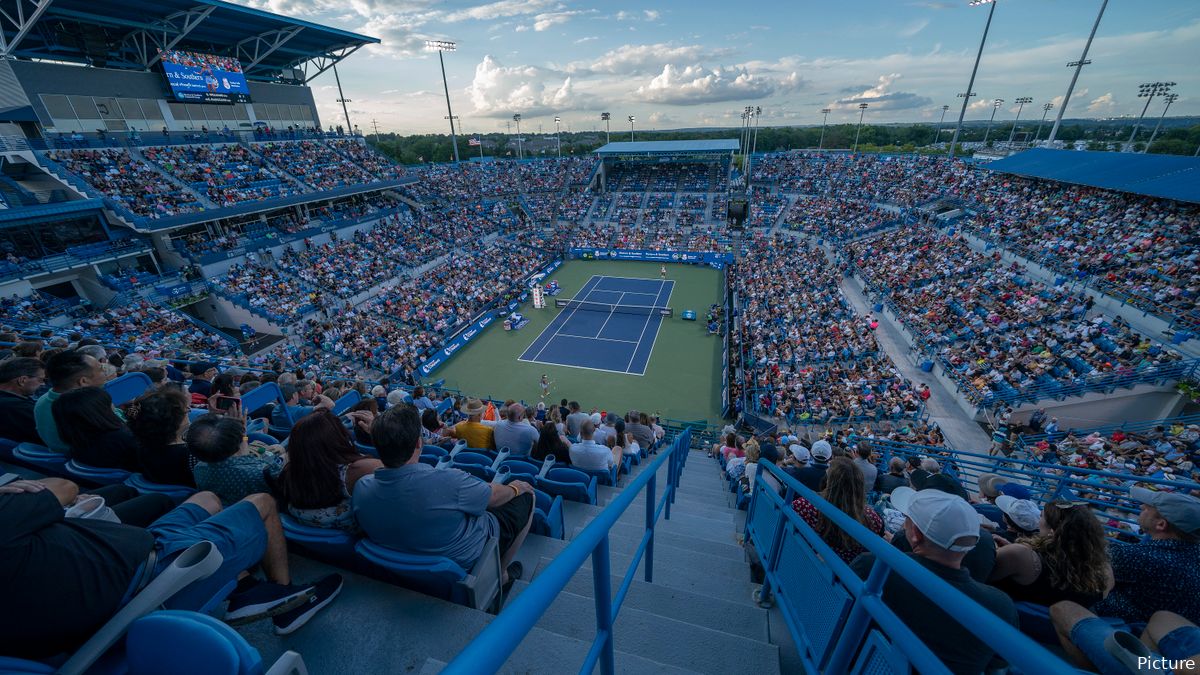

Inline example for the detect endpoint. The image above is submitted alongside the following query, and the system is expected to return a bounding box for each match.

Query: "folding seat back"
[355,538,500,611]
[125,474,196,503]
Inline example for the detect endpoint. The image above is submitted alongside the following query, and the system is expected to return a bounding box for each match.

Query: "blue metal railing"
[443,429,691,675]
[748,461,1075,674]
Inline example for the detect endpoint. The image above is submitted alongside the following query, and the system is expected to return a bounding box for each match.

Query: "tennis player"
[540,374,554,399]
[660,265,667,279]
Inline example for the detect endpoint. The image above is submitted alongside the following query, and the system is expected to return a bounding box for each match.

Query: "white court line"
[555,333,640,343]
[517,356,646,377]
[528,274,604,362]
[624,278,675,374]
[592,291,624,339]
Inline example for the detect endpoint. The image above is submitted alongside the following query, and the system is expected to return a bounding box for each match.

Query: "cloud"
[357,14,430,58]
[532,9,591,31]
[574,36,598,44]
[1051,88,1086,110]
[648,112,677,125]
[573,43,735,76]
[831,73,931,111]
[637,64,777,105]
[466,55,586,117]
[899,18,930,38]
[616,9,659,21]
[443,0,559,22]
[1087,92,1118,115]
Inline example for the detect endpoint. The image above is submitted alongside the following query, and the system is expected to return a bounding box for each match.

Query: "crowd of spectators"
[215,259,324,323]
[255,140,376,190]
[784,196,897,241]
[47,148,203,218]
[144,144,301,206]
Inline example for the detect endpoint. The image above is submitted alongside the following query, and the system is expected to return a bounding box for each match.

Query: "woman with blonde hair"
[989,500,1113,607]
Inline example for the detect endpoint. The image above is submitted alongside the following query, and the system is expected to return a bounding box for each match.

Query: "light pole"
[513,113,522,159]
[554,115,562,158]
[1144,93,1179,153]
[932,104,950,146]
[747,106,762,186]
[628,115,635,141]
[853,103,868,153]
[982,98,1004,146]
[818,108,831,150]
[426,40,460,163]
[370,118,380,143]
[1048,0,1108,143]
[1127,82,1175,151]
[332,63,353,134]
[948,0,997,157]
[1007,96,1033,144]
[1033,102,1053,144]
[601,112,611,144]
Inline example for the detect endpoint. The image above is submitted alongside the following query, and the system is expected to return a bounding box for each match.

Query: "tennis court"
[518,275,674,375]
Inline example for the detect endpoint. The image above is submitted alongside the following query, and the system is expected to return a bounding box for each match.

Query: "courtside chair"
[355,537,502,612]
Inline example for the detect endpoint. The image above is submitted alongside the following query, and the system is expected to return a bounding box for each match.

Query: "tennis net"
[555,298,673,317]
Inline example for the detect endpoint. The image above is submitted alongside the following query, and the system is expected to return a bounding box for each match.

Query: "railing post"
[825,557,892,673]
[665,447,675,521]
[644,472,656,583]
[591,536,616,675]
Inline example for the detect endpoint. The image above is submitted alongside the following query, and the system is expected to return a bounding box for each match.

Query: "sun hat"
[460,397,487,416]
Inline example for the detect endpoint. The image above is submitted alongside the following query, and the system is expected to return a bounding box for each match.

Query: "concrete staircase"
[237,449,784,674]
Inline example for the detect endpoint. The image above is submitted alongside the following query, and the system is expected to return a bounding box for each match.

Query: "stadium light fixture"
[1048,0,1108,143]
[932,104,950,146]
[601,112,611,145]
[982,98,1004,146]
[1033,102,1053,144]
[853,103,868,153]
[1127,81,1175,150]
[426,40,461,163]
[1008,96,1033,144]
[554,115,562,158]
[331,64,353,136]
[628,115,635,141]
[513,113,523,159]
[1144,92,1179,153]
[747,106,763,186]
[818,108,831,150]
[948,0,997,157]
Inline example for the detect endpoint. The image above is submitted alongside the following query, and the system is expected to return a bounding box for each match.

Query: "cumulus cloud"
[1087,92,1118,115]
[357,14,431,58]
[831,73,931,111]
[637,65,777,105]
[532,9,590,31]
[467,55,586,117]
[572,43,735,76]
[616,9,659,21]
[443,0,559,22]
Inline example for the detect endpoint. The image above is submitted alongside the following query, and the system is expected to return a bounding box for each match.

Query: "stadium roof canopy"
[594,139,741,157]
[0,0,378,84]
[985,148,1200,204]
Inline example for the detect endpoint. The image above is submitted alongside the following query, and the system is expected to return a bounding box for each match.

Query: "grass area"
[432,260,726,423]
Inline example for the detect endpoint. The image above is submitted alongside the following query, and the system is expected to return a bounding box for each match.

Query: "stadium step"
[574,524,746,562]
[505,586,778,674]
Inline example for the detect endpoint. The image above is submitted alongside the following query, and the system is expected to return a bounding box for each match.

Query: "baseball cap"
[1130,487,1200,535]
[810,439,833,461]
[890,487,981,552]
[995,495,1042,532]
[789,444,811,463]
[998,482,1033,500]
[977,473,1007,499]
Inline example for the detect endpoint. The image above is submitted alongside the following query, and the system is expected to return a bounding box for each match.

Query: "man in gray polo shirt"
[353,404,534,583]
[565,401,590,438]
[493,403,539,456]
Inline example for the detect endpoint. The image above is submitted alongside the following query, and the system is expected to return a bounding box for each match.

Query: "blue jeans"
[148,501,267,610]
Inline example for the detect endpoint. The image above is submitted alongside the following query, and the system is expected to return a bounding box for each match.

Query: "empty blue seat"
[355,538,500,611]
[0,436,18,462]
[539,467,598,504]
[532,490,564,540]
[452,452,495,482]
[498,458,540,484]
[125,610,308,675]
[280,513,358,567]
[104,372,153,406]
[575,463,618,487]
[12,442,67,474]
[125,474,196,503]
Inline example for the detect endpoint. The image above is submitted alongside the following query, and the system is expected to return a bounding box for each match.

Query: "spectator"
[52,387,139,471]
[850,487,1018,674]
[989,500,1113,607]
[626,411,656,450]
[791,457,884,564]
[852,444,878,494]
[1050,602,1200,675]
[354,404,533,584]
[127,386,195,487]
[0,476,341,655]
[992,494,1042,541]
[718,432,745,462]
[569,420,619,472]
[273,410,381,532]
[875,458,908,495]
[188,362,217,398]
[565,401,589,438]
[411,386,434,410]
[0,357,45,444]
[34,350,104,453]
[532,422,570,464]
[891,480,997,584]
[443,398,495,450]
[1090,488,1200,625]
[493,403,539,456]
[791,439,832,492]
[190,413,285,506]
[271,382,334,431]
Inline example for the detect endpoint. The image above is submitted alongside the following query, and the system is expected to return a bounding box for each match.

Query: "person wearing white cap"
[849,486,1018,674]
[993,495,1041,539]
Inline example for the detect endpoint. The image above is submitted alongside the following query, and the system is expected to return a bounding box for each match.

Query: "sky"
[236,0,1200,135]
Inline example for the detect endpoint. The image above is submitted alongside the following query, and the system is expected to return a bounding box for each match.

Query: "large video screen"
[158,49,252,104]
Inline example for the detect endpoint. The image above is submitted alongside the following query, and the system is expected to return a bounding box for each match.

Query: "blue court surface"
[518,275,674,375]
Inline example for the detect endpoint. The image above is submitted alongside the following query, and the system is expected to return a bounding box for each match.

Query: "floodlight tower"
[818,108,831,150]
[982,98,1004,146]
[628,115,635,141]
[1033,102,1053,144]
[601,112,611,144]
[1127,82,1175,150]
[1048,0,1108,143]
[513,113,523,159]
[932,104,950,146]
[852,103,869,153]
[1144,93,1179,153]
[332,64,353,134]
[554,115,562,158]
[1008,96,1033,144]
[426,40,460,163]
[948,0,998,157]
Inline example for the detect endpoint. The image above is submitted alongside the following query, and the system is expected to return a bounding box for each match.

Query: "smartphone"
[214,395,240,412]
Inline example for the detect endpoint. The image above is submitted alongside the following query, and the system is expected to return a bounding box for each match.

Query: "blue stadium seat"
[65,460,132,485]
[0,436,18,462]
[104,372,153,406]
[575,463,618,487]
[531,489,565,540]
[125,610,309,675]
[355,538,501,611]
[280,513,358,568]
[538,467,598,504]
[452,451,495,482]
[12,442,67,474]
[125,474,196,503]
[498,458,540,484]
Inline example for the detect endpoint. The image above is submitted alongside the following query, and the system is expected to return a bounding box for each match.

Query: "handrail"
[443,429,691,675]
[751,460,1075,674]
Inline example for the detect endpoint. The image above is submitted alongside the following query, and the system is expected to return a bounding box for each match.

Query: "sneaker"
[225,580,313,625]
[272,573,343,636]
